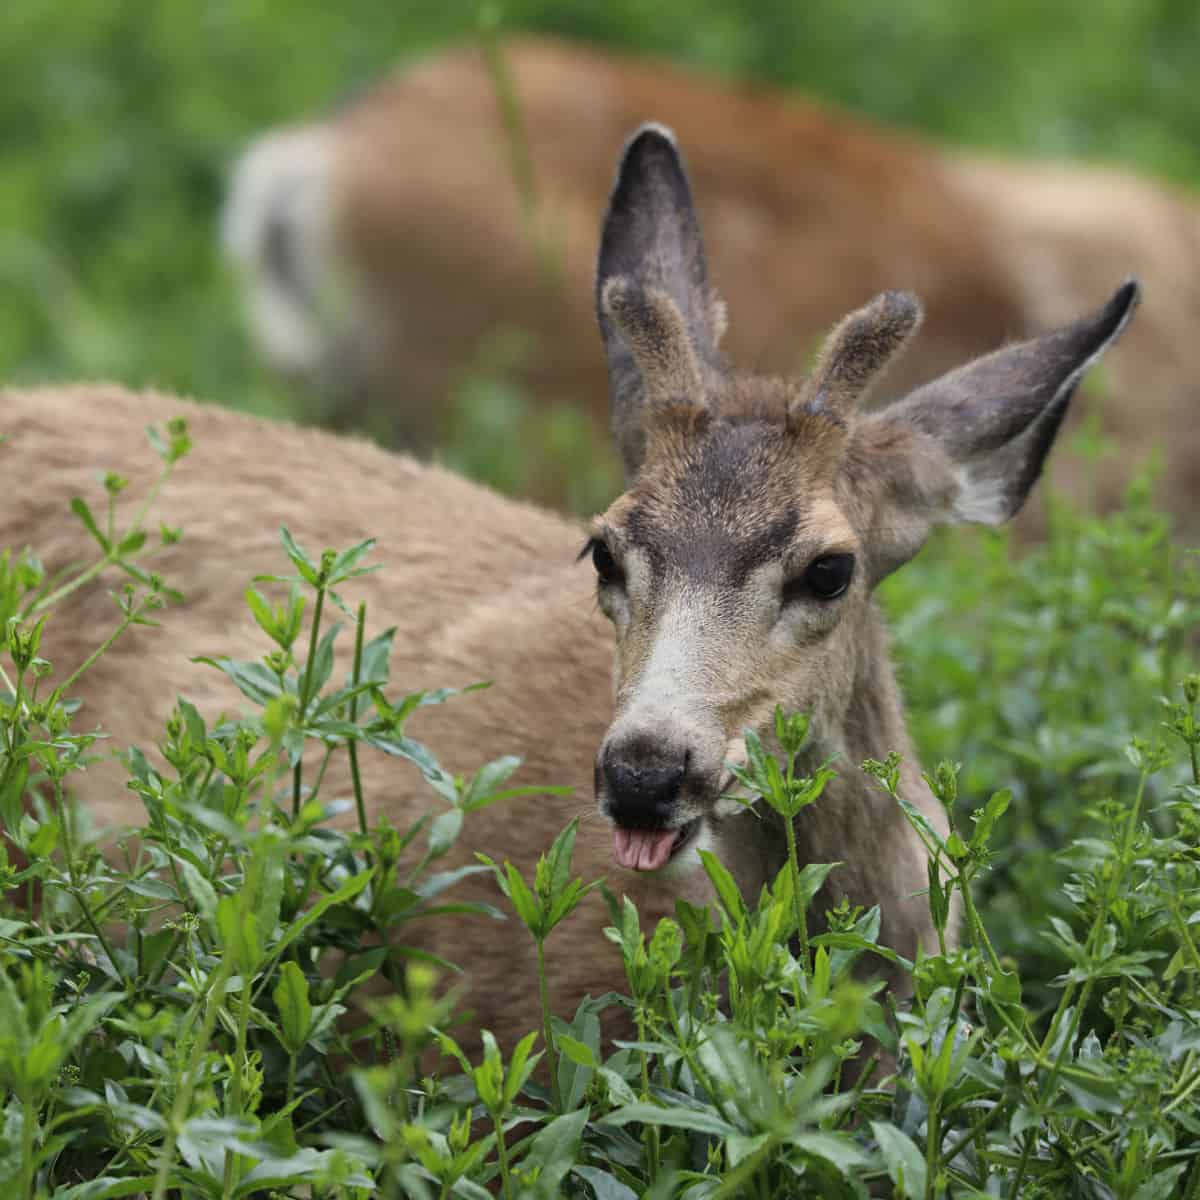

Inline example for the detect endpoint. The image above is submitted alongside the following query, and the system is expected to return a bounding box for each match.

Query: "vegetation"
[2,0,1198,484]
[0,427,1196,1197]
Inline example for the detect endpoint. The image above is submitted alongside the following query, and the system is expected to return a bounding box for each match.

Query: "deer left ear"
[595,124,728,478]
[849,280,1140,577]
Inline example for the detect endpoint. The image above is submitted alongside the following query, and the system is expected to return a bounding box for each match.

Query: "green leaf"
[428,808,464,858]
[244,586,281,642]
[571,1165,638,1200]
[462,755,521,810]
[273,962,312,1056]
[970,788,1011,849]
[1132,1166,1189,1200]
[179,861,218,931]
[328,537,377,584]
[556,1034,598,1069]
[698,850,746,924]
[795,861,839,906]
[601,1103,737,1137]
[115,529,146,556]
[356,627,395,685]
[270,870,371,961]
[192,656,284,706]
[0,759,29,837]
[69,497,109,551]
[545,817,579,901]
[279,527,319,584]
[726,1131,770,1168]
[870,1122,927,1198]
[301,622,340,702]
[216,895,261,972]
[53,1177,161,1199]
[523,1108,588,1193]
[502,863,541,932]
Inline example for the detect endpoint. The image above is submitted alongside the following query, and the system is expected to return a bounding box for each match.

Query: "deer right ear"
[848,280,1140,580]
[595,124,727,478]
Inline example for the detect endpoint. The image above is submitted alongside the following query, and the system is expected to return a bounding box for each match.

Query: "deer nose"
[601,745,686,829]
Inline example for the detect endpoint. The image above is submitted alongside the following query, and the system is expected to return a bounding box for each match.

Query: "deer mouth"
[612,818,702,871]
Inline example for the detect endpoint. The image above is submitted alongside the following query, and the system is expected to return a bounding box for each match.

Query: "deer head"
[588,124,1139,872]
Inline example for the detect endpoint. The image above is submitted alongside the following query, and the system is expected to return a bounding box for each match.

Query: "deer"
[3,126,1137,1058]
[224,35,1197,535]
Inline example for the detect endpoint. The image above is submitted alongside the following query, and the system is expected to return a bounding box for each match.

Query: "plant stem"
[492,1111,514,1200]
[25,557,108,619]
[535,939,562,1111]
[58,612,137,694]
[348,602,370,855]
[635,1010,661,1182]
[127,460,177,534]
[478,13,561,287]
[151,958,233,1200]
[24,461,176,621]
[925,1095,941,1200]
[56,781,128,989]
[959,873,1006,985]
[782,812,810,975]
[296,586,326,720]
[221,972,255,1199]
[1162,1061,1200,1117]
[20,1095,36,1200]
[292,584,326,817]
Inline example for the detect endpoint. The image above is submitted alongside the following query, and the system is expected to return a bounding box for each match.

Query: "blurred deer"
[225,36,1196,532]
[6,126,1137,1053]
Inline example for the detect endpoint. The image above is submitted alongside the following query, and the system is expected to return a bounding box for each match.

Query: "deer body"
[227,36,1196,527]
[6,127,1136,1057]
[0,382,932,1051]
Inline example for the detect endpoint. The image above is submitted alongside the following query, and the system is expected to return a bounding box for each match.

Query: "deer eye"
[783,553,855,604]
[588,538,625,588]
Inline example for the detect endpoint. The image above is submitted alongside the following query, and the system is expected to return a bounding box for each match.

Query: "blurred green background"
[2,0,1198,470]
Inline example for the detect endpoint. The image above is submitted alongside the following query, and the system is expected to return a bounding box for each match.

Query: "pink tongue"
[613,827,678,871]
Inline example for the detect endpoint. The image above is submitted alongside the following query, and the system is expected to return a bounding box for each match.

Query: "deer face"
[589,411,865,870]
[589,125,1138,873]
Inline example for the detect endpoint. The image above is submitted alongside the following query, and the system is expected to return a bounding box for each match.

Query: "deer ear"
[849,281,1140,577]
[595,124,727,477]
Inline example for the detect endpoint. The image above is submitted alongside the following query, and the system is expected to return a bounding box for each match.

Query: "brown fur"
[3,126,1138,1067]
[227,35,1199,532]
[0,379,928,1052]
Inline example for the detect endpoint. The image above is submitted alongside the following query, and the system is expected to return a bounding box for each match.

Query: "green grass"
[0,427,1196,1197]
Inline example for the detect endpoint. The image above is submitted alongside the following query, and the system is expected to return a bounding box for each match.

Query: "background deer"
[4,126,1136,1055]
[225,35,1195,534]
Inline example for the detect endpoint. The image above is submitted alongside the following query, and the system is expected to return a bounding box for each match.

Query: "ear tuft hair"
[791,290,923,428]
[600,277,706,404]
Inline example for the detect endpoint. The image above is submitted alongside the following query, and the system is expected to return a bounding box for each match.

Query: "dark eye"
[783,553,855,604]
[589,539,625,588]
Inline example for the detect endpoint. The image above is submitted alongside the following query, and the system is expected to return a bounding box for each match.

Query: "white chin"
[657,819,712,878]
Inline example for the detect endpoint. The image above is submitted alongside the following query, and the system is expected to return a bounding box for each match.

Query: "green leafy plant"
[0,433,1197,1197]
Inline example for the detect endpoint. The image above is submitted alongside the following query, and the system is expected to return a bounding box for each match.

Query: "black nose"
[601,745,686,829]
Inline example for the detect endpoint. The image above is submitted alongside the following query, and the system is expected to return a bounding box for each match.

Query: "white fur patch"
[221,127,340,373]
[659,821,713,879]
[952,465,1011,525]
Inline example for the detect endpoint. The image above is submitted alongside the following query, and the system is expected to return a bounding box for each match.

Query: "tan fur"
[228,35,1199,532]
[0,373,945,1056]
[602,280,707,403]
